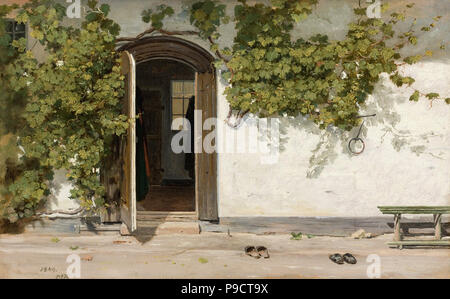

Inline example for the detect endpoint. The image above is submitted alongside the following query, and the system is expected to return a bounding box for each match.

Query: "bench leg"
[394,214,402,241]
[433,214,442,240]
[402,226,410,235]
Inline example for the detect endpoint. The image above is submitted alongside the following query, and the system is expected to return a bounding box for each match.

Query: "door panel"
[120,51,137,232]
[196,72,218,221]
[142,90,163,185]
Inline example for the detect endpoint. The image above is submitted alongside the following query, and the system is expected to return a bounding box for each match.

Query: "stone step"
[138,221,200,235]
[136,211,197,222]
[120,222,200,236]
[79,223,121,232]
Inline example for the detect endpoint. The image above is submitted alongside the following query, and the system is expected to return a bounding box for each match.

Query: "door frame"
[118,36,218,222]
[119,51,137,232]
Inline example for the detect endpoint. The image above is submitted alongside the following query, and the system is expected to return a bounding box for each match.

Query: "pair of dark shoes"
[245,246,270,259]
[329,253,357,264]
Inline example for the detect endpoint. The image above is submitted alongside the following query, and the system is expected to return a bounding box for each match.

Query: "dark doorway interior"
[136,59,195,212]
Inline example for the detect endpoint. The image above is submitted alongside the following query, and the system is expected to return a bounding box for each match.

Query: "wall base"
[201,216,450,237]
[6,215,449,237]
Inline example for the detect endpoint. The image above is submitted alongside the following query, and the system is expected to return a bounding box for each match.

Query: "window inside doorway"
[5,20,26,45]
[171,80,194,131]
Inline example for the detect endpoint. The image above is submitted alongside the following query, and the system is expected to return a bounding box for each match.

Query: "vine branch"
[116,28,200,42]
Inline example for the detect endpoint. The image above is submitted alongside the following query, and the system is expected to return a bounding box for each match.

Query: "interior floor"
[137,185,195,212]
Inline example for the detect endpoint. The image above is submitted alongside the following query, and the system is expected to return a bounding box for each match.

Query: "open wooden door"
[195,71,218,221]
[120,51,137,232]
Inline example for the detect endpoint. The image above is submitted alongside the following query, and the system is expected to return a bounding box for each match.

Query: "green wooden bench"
[378,206,450,249]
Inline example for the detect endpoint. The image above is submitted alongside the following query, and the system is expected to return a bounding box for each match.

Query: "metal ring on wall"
[348,137,365,155]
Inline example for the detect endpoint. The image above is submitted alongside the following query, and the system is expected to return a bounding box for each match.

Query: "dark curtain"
[184,96,195,180]
[136,87,149,202]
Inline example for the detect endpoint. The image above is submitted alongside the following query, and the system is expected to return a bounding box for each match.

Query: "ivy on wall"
[0,0,448,223]
[135,0,449,176]
[0,3,42,223]
[139,0,448,130]
[0,0,127,223]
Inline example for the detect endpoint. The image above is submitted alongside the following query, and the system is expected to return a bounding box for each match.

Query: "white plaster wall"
[46,170,79,212]
[215,0,450,217]
[47,0,449,217]
[217,67,450,217]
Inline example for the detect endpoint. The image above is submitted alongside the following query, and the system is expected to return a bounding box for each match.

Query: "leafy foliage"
[0,3,46,223]
[0,0,447,223]
[143,0,447,130]
[224,0,446,130]
[141,5,174,29]
[190,0,228,39]
[290,232,303,240]
[0,0,127,223]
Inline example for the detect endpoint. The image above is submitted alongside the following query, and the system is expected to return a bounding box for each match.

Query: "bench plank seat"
[378,206,450,214]
[388,240,450,248]
[377,206,450,248]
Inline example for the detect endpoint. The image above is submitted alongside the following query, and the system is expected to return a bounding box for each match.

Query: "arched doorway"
[115,36,218,232]
[119,36,214,73]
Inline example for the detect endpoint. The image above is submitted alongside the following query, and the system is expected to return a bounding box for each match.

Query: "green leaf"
[85,12,98,22]
[409,90,420,102]
[408,36,418,45]
[87,0,98,10]
[100,4,110,16]
[404,55,422,64]
[425,93,439,100]
[290,232,303,240]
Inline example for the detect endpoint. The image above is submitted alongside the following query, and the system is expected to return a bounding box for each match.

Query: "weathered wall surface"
[31,0,449,217]
[214,0,450,217]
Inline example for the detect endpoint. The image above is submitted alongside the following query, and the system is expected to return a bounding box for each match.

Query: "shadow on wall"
[246,61,448,178]
[46,169,81,211]
[219,0,449,178]
[273,72,448,179]
[47,170,64,208]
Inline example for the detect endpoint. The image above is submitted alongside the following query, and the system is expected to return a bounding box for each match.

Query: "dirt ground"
[0,232,449,279]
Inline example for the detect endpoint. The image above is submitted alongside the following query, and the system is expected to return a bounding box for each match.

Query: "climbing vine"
[136,0,448,130]
[0,3,43,223]
[0,0,448,223]
[0,0,127,223]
